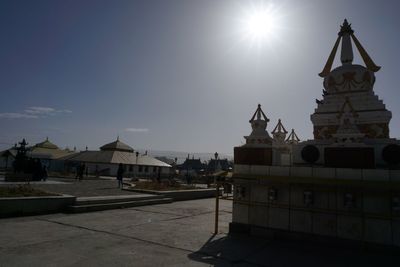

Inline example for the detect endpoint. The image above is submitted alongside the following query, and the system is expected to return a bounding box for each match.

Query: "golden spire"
[319,36,341,77]
[350,33,381,72]
[319,19,381,77]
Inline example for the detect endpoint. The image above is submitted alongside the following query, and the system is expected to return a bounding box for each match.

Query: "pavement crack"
[37,218,197,253]
[127,208,188,217]
[0,231,93,250]
[162,211,215,221]
[126,208,231,223]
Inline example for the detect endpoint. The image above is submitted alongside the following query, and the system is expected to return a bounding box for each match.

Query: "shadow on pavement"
[188,234,270,266]
[188,233,400,267]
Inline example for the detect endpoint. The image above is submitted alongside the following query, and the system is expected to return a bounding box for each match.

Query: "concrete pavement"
[1,199,399,266]
[0,177,142,197]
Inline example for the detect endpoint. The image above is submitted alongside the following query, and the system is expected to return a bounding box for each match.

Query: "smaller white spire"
[244,104,272,146]
[272,119,288,134]
[286,129,300,144]
[248,104,271,136]
[272,119,288,143]
[249,104,269,123]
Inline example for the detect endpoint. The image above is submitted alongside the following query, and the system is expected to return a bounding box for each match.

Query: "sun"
[238,3,280,48]
[245,9,274,38]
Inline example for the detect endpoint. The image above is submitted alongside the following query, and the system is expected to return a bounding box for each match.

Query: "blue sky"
[0,0,399,154]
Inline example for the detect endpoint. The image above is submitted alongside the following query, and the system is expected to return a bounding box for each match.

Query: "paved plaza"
[0,176,141,197]
[0,198,399,266]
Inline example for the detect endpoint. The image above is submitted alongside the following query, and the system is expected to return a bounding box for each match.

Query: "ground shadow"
[188,233,400,267]
[187,233,270,266]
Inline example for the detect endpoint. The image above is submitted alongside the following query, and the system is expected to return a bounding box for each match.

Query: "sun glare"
[238,3,281,48]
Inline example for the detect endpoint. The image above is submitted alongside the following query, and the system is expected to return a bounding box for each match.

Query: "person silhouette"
[117,163,124,189]
[42,165,48,181]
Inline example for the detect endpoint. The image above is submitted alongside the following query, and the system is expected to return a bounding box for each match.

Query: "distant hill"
[136,150,233,164]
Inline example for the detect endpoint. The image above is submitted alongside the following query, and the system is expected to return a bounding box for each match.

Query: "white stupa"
[272,119,288,145]
[311,19,391,140]
[292,19,400,168]
[244,104,273,146]
[286,129,300,145]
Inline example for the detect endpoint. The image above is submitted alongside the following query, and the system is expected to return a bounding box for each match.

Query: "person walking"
[33,159,42,181]
[78,163,85,181]
[75,164,80,180]
[42,165,48,181]
[117,163,124,189]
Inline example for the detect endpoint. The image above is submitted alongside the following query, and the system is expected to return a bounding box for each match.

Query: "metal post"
[214,152,218,185]
[187,158,189,185]
[214,181,219,234]
[135,151,139,179]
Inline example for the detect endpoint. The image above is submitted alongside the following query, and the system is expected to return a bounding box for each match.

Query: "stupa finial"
[319,19,380,77]
[339,19,354,36]
[249,104,269,123]
[272,119,288,134]
[286,129,300,144]
[272,119,288,143]
[244,104,272,145]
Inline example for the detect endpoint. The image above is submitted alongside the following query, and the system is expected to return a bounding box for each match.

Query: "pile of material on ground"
[0,185,60,197]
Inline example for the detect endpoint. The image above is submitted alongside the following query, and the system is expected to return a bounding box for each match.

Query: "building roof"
[0,148,17,158]
[29,138,76,159]
[100,138,134,152]
[29,147,77,160]
[63,150,171,167]
[179,158,205,170]
[34,137,59,149]
[155,156,176,165]
[1,138,76,160]
[207,159,231,171]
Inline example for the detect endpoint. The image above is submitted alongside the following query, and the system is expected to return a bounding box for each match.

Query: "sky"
[0,0,399,155]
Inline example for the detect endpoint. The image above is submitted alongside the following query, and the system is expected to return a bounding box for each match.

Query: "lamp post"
[173,157,177,178]
[186,154,190,184]
[214,151,219,234]
[214,152,218,185]
[135,151,139,178]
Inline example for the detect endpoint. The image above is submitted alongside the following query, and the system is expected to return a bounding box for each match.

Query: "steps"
[67,194,173,213]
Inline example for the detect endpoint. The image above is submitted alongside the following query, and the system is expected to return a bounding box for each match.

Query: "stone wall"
[231,167,400,246]
[234,164,400,181]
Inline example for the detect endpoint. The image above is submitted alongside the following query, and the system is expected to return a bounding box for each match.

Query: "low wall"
[234,164,400,181]
[0,195,76,218]
[125,188,220,201]
[231,172,400,247]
